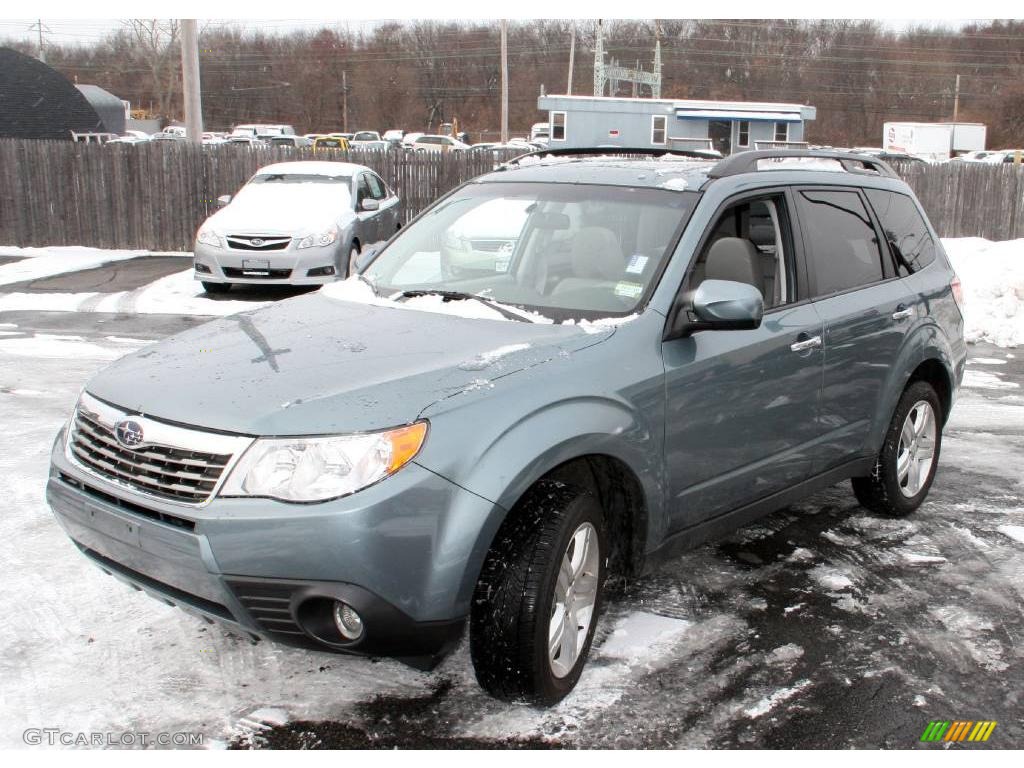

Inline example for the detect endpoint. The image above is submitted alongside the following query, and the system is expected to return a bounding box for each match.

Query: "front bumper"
[194,240,347,286]
[46,428,495,666]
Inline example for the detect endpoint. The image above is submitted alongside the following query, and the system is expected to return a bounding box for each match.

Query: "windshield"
[363,181,697,321]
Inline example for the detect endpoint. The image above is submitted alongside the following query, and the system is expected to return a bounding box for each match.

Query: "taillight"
[950,275,964,308]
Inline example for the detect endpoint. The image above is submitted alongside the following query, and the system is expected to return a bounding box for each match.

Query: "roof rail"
[502,146,723,167]
[708,149,900,179]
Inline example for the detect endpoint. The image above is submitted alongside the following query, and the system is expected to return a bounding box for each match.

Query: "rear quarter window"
[864,189,937,275]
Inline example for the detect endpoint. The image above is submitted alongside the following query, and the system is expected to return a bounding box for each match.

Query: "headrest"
[704,237,763,288]
[570,227,624,280]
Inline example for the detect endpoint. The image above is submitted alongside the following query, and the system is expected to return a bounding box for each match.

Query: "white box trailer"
[882,122,986,161]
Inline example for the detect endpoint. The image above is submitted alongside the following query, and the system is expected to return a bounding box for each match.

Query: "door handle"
[892,306,914,321]
[790,335,822,353]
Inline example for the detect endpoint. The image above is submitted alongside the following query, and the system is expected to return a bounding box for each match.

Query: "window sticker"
[626,254,649,274]
[614,281,644,298]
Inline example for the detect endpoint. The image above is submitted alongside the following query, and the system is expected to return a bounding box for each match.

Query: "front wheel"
[470,481,606,705]
[852,381,942,517]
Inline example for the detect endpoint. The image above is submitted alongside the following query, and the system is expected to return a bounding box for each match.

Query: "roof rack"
[502,146,723,167]
[708,149,899,179]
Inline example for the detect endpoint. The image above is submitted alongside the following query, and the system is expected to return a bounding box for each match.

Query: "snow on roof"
[254,160,367,177]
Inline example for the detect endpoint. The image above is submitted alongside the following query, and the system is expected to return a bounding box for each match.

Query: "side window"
[689,195,794,310]
[551,112,566,141]
[797,190,884,297]
[357,175,372,205]
[651,115,667,145]
[864,189,936,275]
[367,173,387,200]
[737,120,750,148]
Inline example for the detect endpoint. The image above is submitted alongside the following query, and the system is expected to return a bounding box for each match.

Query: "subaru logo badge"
[250,238,264,247]
[114,419,144,448]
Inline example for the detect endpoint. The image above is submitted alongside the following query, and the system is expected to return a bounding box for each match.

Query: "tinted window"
[797,190,884,296]
[865,189,936,275]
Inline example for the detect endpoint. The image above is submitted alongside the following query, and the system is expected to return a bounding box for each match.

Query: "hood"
[206,185,352,235]
[85,293,613,436]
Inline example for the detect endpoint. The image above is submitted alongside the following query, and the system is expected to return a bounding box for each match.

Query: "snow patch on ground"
[943,237,1024,348]
[997,525,1024,545]
[743,679,812,718]
[0,246,188,287]
[963,369,1019,390]
[808,565,854,591]
[0,334,145,361]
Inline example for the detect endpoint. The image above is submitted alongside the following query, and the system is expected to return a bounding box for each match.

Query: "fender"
[866,318,955,455]
[416,393,665,616]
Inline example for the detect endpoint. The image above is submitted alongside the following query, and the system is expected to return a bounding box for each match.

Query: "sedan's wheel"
[470,481,606,704]
[852,381,942,517]
[347,245,360,277]
[200,281,230,294]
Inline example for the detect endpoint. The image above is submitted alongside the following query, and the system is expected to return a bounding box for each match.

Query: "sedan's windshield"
[363,181,697,321]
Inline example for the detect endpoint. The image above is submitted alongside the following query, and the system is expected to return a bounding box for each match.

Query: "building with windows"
[537,94,816,155]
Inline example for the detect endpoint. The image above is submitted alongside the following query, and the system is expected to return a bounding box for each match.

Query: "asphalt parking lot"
[1,258,1021,749]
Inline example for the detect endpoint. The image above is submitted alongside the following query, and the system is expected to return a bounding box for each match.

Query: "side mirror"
[353,247,377,273]
[360,198,380,212]
[217,194,232,207]
[664,279,764,341]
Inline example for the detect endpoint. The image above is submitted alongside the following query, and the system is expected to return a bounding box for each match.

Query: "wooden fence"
[1,139,1022,251]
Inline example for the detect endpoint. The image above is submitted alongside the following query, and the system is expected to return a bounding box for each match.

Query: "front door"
[709,120,732,156]
[662,190,825,531]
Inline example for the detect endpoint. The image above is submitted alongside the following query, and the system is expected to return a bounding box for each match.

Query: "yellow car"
[313,136,350,152]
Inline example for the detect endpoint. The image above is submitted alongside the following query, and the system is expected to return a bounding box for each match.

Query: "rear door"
[662,188,825,530]
[794,187,916,472]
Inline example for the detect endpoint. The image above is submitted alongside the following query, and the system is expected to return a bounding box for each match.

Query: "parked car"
[45,149,964,705]
[313,136,351,152]
[225,136,268,148]
[268,135,313,149]
[329,132,355,141]
[402,131,425,148]
[350,140,390,152]
[382,129,405,144]
[950,149,996,163]
[190,160,400,292]
[986,149,1024,164]
[411,134,470,152]
[105,134,150,145]
[232,123,296,138]
[351,130,382,143]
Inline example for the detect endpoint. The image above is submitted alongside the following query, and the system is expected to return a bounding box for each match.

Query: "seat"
[551,227,625,302]
[702,237,765,298]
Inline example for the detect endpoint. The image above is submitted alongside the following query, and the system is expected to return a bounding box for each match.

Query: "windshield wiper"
[398,289,533,323]
[356,273,378,296]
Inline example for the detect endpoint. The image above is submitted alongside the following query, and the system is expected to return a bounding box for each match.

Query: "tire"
[346,244,360,277]
[470,480,606,705]
[852,381,942,517]
[201,281,231,294]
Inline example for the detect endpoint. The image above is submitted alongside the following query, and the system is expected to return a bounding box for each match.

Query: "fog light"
[333,601,364,641]
[307,265,335,277]
[194,262,211,274]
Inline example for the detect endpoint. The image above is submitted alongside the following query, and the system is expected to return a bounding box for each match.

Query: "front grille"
[70,409,231,504]
[222,267,292,279]
[59,473,196,531]
[225,235,291,251]
[226,579,305,638]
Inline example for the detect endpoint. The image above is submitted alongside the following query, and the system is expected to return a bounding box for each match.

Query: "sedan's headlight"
[297,228,338,249]
[219,422,428,502]
[196,228,222,248]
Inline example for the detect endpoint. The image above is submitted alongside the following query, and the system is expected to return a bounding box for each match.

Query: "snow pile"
[0,246,188,287]
[943,237,1024,348]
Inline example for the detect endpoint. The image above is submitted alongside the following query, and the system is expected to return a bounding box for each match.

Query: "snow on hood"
[84,291,612,436]
[204,182,353,235]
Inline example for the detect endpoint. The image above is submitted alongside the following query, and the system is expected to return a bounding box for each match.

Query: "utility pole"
[179,19,203,144]
[567,24,575,95]
[500,19,509,143]
[28,20,48,63]
[342,70,349,133]
[952,73,961,122]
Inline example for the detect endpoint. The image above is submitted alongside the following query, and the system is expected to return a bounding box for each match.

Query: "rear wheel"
[852,381,942,517]
[201,281,231,294]
[470,481,606,704]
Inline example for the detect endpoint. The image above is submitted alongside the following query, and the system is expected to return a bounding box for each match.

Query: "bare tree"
[122,19,181,120]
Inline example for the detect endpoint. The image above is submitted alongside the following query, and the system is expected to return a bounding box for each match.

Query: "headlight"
[196,228,222,248]
[297,228,338,249]
[219,422,428,502]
